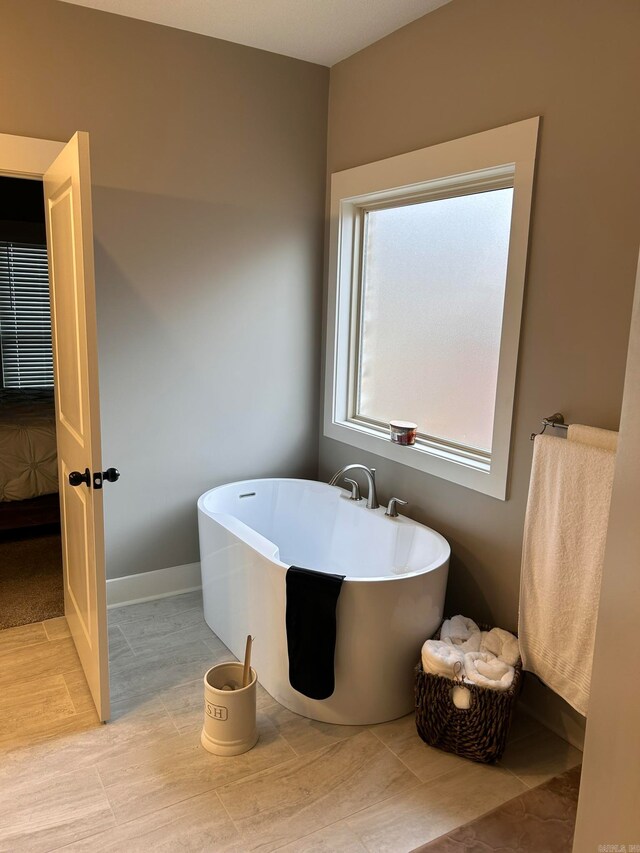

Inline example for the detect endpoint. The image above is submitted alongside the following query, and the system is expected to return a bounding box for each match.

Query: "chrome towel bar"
[530,413,569,441]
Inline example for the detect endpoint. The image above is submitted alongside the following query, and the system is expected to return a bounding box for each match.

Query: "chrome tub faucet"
[328,463,379,510]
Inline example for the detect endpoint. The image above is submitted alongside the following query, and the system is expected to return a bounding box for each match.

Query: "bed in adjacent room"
[0,388,58,502]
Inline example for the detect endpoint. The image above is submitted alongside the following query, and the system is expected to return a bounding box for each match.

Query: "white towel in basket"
[480,628,520,667]
[463,652,515,691]
[421,640,465,679]
[440,615,481,652]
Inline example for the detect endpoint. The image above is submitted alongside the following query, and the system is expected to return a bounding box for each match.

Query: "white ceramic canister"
[201,661,259,756]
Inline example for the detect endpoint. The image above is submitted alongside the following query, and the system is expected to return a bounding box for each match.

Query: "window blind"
[0,241,54,388]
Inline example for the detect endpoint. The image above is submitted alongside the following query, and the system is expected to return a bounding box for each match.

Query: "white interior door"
[44,132,110,721]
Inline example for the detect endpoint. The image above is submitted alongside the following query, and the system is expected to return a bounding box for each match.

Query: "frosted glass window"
[355,188,514,452]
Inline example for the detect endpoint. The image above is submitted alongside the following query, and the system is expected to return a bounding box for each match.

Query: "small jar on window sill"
[389,421,417,446]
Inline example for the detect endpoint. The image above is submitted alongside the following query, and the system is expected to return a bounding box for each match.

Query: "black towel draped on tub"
[285,566,345,700]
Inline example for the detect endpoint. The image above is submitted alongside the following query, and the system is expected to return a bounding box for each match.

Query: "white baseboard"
[106,562,202,608]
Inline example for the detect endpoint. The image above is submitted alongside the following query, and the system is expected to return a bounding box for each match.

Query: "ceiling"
[58,0,452,66]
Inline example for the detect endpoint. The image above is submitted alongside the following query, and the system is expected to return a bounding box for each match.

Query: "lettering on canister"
[206,701,228,721]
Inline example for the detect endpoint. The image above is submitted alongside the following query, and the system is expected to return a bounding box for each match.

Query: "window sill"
[324,418,508,500]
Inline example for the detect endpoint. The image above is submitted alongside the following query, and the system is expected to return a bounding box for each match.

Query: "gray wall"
[320,0,640,630]
[0,0,329,578]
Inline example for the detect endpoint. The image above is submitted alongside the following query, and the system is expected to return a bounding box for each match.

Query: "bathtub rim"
[198,477,450,584]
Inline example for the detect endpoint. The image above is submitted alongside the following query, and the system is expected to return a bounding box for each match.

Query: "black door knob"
[69,468,91,487]
[103,467,120,483]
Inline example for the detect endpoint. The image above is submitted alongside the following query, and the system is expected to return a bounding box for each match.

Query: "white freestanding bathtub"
[198,478,450,725]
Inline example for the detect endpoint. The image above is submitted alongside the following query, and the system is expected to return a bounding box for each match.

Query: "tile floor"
[0,615,97,753]
[417,764,581,851]
[0,591,582,852]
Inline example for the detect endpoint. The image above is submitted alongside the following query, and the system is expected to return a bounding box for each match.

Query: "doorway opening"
[0,131,111,723]
[0,175,64,630]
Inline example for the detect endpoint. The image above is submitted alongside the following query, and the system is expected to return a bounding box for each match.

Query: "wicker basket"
[415,622,522,764]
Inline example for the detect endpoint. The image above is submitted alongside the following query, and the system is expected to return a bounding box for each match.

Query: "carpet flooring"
[0,529,64,629]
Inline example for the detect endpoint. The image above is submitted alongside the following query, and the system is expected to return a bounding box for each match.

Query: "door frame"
[0,132,64,179]
[0,130,109,718]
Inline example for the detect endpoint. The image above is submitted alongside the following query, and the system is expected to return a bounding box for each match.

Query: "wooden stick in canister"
[242,635,253,688]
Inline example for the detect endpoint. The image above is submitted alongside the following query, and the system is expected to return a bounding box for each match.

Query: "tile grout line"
[0,624,51,653]
[99,759,260,837]
[94,760,144,828]
[368,724,425,783]
[123,618,212,656]
[301,767,425,849]
[100,766,260,837]
[498,729,582,789]
[216,724,415,802]
[219,731,426,848]
[214,789,243,840]
[211,743,300,803]
[93,764,119,828]
[215,739,310,798]
[158,695,184,735]
[366,723,532,799]
[0,665,83,698]
[108,603,204,629]
[269,817,362,852]
[98,782,203,828]
[92,704,301,823]
[113,623,136,656]
[92,779,249,846]
[60,673,80,716]
[496,763,535,789]
[109,647,214,705]
[42,617,67,642]
[90,754,233,835]
[340,763,524,853]
[260,708,342,759]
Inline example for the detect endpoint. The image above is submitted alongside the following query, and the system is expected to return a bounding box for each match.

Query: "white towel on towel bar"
[568,423,618,453]
[518,433,616,715]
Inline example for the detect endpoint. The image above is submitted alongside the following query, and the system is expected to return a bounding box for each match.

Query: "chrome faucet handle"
[385,497,408,518]
[343,477,362,501]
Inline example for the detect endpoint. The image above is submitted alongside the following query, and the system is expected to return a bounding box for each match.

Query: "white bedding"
[0,389,58,501]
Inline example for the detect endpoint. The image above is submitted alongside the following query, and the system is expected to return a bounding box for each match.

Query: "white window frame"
[323,118,539,500]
